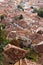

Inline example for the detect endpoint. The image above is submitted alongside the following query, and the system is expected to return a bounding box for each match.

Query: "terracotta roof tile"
[35,44,43,53]
[29,33,43,44]
[4,44,28,63]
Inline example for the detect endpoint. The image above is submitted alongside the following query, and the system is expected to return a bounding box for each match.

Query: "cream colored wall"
[14,61,19,65]
[14,59,22,65]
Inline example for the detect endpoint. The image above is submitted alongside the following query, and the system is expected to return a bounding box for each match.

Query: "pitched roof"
[4,44,28,64]
[29,33,43,44]
[35,44,43,53]
[35,41,43,53]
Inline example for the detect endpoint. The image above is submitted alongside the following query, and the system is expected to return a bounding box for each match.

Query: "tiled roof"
[29,33,43,44]
[4,44,28,64]
[35,44,43,53]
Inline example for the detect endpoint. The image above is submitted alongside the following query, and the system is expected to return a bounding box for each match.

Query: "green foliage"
[19,14,23,19]
[0,35,9,65]
[30,6,34,9]
[0,54,4,65]
[0,24,5,38]
[0,24,5,28]
[19,42,40,61]
[33,8,43,17]
[0,14,4,21]
[25,49,39,62]
[17,5,24,11]
[0,24,5,30]
[0,23,9,65]
[0,24,5,29]
[37,9,43,17]
[14,14,23,20]
[32,8,38,13]
[23,47,30,50]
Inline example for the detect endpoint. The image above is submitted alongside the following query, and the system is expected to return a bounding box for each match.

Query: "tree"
[0,23,9,65]
[19,14,23,19]
[0,14,4,21]
[37,9,43,17]
[32,8,38,13]
[0,24,5,38]
[14,14,23,20]
[17,5,24,11]
[30,6,34,9]
[33,8,43,18]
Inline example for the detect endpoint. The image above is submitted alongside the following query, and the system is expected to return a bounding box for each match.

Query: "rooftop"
[4,44,28,64]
